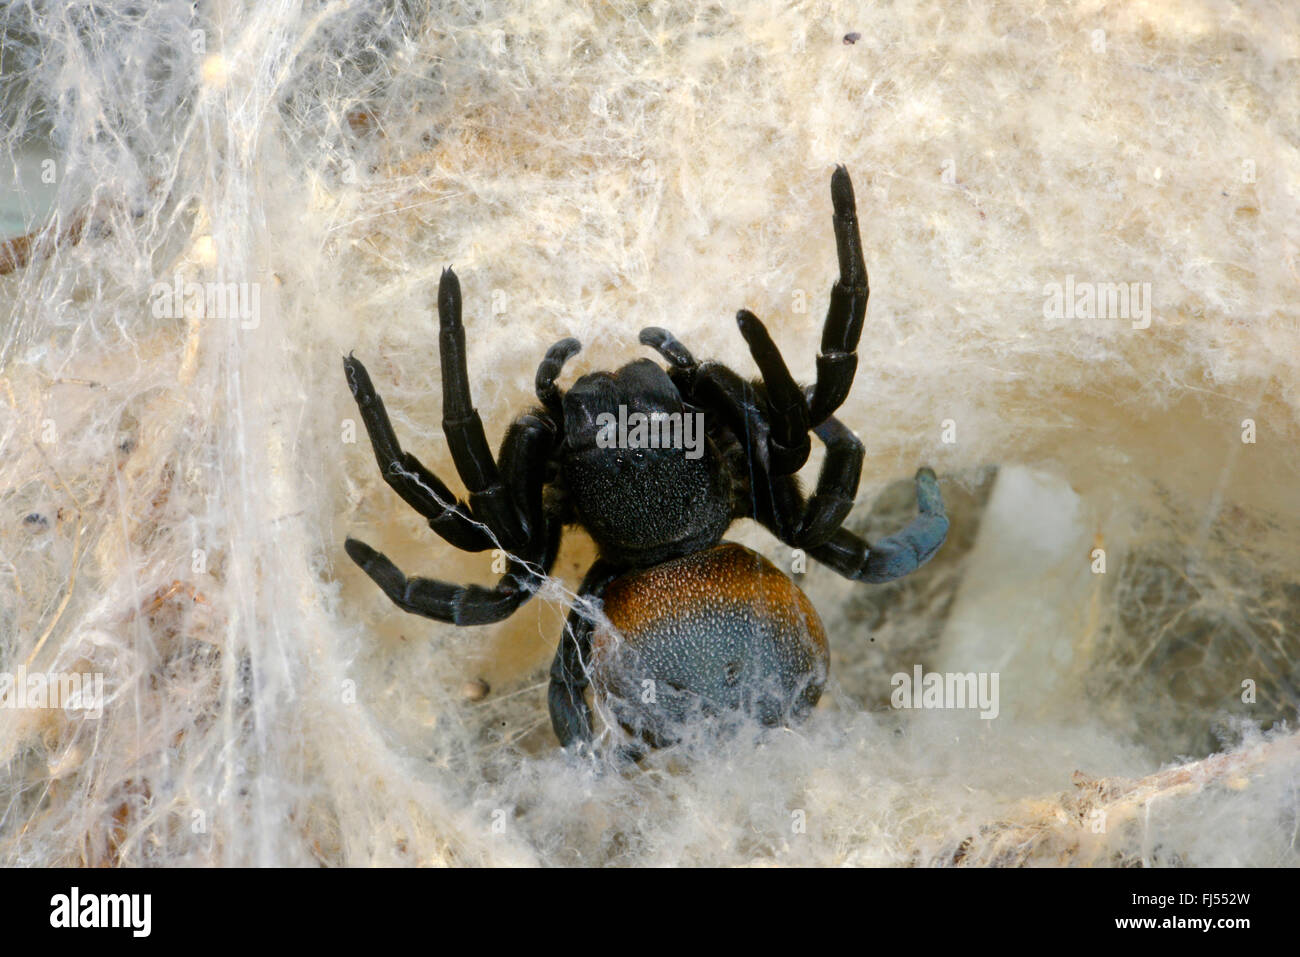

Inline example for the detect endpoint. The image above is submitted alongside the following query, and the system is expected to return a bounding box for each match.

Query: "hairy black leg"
[645,318,938,575]
[735,309,811,475]
[653,356,777,523]
[809,468,948,583]
[641,327,760,439]
[760,415,865,548]
[808,165,869,426]
[344,405,562,622]
[793,416,865,546]
[645,316,804,477]
[437,267,528,551]
[642,326,863,551]
[548,560,622,750]
[344,510,563,625]
[535,337,581,420]
[495,411,560,541]
[640,328,760,474]
[343,353,493,552]
[639,327,696,373]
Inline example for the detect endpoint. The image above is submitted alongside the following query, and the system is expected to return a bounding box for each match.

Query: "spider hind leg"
[344,510,561,625]
[809,468,949,583]
[548,561,621,750]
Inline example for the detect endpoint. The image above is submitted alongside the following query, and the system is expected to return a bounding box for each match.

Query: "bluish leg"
[809,468,948,583]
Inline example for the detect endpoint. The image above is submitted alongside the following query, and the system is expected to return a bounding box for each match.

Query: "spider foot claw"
[342,353,371,401]
[343,536,382,571]
[830,164,857,222]
[438,266,461,329]
[914,467,943,515]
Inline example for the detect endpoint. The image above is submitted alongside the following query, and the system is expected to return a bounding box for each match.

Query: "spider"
[342,166,948,754]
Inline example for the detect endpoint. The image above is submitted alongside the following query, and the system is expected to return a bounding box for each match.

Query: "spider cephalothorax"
[558,358,733,567]
[342,166,948,754]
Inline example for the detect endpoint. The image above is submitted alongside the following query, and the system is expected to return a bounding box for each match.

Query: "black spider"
[342,166,948,754]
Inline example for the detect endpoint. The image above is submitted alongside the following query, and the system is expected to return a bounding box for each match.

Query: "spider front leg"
[808,164,869,427]
[648,166,868,482]
[343,352,494,552]
[437,267,530,552]
[729,165,867,471]
[640,164,946,572]
[344,308,575,625]
[344,409,564,624]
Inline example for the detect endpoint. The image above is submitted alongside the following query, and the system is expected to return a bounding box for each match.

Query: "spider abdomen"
[592,543,828,747]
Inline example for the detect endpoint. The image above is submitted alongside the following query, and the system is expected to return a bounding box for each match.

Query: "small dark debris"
[952,836,972,865]
[843,32,861,45]
[347,109,379,136]
[23,512,49,530]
